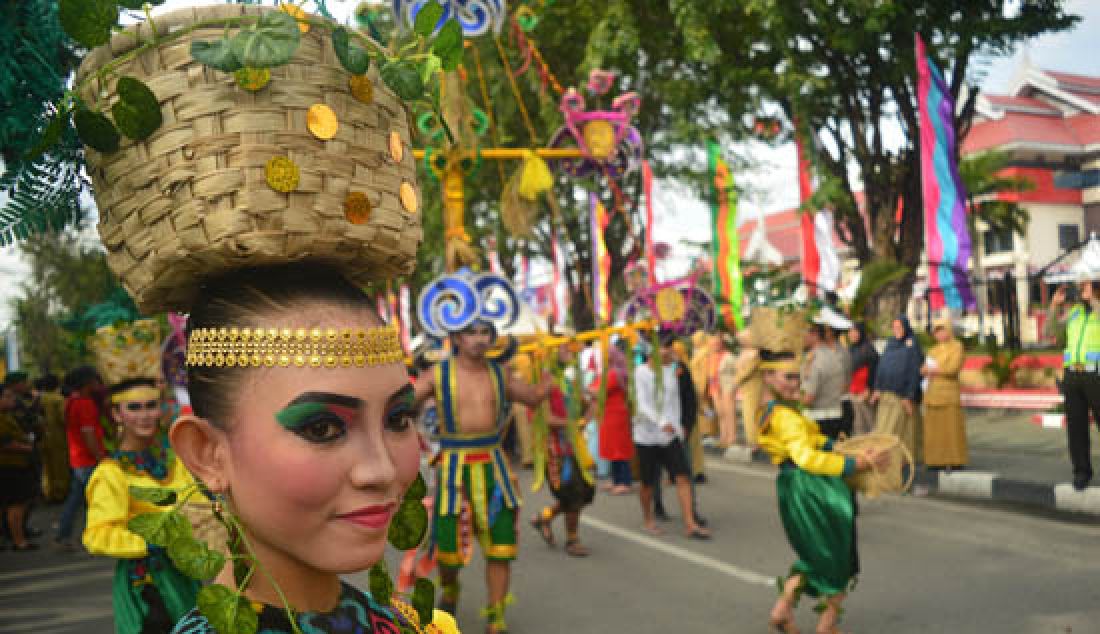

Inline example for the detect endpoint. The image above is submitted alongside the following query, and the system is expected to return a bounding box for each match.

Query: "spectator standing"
[35,375,70,503]
[846,323,879,436]
[591,347,634,494]
[871,317,925,465]
[733,330,763,447]
[0,383,39,550]
[922,316,968,470]
[801,309,853,442]
[54,366,106,551]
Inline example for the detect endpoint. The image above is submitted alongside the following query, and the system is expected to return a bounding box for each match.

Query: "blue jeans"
[57,466,94,541]
[610,460,632,487]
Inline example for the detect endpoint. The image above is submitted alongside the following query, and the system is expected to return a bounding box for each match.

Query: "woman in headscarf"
[922,316,968,470]
[592,346,634,494]
[846,323,879,436]
[871,316,925,464]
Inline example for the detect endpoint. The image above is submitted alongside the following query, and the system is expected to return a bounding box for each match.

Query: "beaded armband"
[186,325,404,368]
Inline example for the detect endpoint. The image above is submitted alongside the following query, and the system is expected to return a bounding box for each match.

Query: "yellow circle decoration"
[388,131,404,163]
[655,288,686,322]
[344,192,372,225]
[399,181,419,214]
[279,3,310,32]
[234,67,271,92]
[264,156,300,193]
[349,75,374,104]
[307,104,339,140]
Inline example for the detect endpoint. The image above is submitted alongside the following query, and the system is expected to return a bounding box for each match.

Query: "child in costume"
[61,4,462,633]
[413,270,554,633]
[530,337,597,557]
[83,364,201,633]
[752,308,888,634]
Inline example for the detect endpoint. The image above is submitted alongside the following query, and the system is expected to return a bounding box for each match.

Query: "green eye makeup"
[275,402,331,429]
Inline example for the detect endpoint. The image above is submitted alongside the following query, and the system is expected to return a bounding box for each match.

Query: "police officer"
[1047,240,1100,491]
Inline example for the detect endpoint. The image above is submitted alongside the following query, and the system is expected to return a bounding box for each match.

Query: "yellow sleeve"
[935,341,963,377]
[772,409,849,477]
[83,462,148,558]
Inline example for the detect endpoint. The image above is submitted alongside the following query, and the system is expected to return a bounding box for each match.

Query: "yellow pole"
[413,147,587,161]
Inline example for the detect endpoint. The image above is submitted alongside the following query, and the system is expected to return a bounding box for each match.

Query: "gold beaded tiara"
[186,325,405,369]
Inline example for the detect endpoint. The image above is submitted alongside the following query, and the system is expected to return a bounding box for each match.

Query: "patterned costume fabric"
[544,386,595,513]
[172,582,459,633]
[83,446,200,634]
[432,358,519,566]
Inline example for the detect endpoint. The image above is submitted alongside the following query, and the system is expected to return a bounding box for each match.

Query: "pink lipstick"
[337,503,396,530]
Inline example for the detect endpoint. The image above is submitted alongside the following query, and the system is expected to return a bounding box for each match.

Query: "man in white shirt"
[634,332,711,539]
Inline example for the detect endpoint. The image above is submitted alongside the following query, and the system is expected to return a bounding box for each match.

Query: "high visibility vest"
[1063,304,1100,366]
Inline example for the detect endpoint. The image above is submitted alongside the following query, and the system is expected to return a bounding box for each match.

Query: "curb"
[704,444,1100,516]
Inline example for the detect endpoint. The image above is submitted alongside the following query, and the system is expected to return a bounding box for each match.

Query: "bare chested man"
[414,321,551,633]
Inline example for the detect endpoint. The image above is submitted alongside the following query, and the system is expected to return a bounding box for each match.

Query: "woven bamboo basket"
[833,432,914,498]
[88,319,164,387]
[75,6,422,314]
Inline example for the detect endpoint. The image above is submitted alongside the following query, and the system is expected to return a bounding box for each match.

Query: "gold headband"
[111,385,161,404]
[186,325,405,369]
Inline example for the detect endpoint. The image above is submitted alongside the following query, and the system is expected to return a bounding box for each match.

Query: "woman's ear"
[170,415,230,493]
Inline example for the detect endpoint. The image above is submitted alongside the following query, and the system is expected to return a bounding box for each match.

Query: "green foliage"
[129,485,178,506]
[431,21,464,71]
[960,149,1033,238]
[387,498,428,550]
[58,0,118,49]
[404,472,427,502]
[411,578,435,627]
[197,584,260,634]
[128,510,192,547]
[413,2,444,36]
[332,27,371,75]
[983,339,1020,389]
[112,77,162,140]
[380,60,425,102]
[369,561,394,605]
[191,39,244,73]
[850,260,910,322]
[230,11,302,69]
[73,107,120,153]
[168,536,227,581]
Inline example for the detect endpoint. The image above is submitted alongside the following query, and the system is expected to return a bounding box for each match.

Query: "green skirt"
[776,466,858,598]
[113,552,199,634]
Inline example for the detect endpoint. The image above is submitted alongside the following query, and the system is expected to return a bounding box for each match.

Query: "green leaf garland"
[413,2,444,37]
[58,0,118,49]
[387,499,428,550]
[168,535,227,580]
[411,578,435,627]
[430,20,463,71]
[404,472,427,502]
[230,11,301,69]
[127,510,191,547]
[380,60,425,102]
[111,77,162,140]
[129,485,177,506]
[73,107,120,153]
[368,561,394,605]
[191,39,243,73]
[332,27,371,75]
[197,584,260,634]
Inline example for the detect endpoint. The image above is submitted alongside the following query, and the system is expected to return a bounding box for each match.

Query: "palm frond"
[850,259,909,321]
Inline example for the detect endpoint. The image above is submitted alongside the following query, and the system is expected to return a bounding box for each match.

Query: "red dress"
[593,370,633,461]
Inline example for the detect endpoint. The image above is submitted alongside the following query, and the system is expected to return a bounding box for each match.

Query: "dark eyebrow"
[285,391,364,410]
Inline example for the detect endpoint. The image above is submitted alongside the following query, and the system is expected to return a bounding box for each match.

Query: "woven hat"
[88,319,164,388]
[75,6,422,314]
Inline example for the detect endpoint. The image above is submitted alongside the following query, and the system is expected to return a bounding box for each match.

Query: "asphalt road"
[5,459,1100,633]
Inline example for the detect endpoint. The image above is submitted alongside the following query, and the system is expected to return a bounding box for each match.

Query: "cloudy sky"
[2,0,1099,328]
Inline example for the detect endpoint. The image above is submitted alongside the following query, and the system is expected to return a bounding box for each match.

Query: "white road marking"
[579,515,774,587]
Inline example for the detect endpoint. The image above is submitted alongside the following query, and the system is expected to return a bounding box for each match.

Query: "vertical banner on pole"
[916,34,975,311]
[642,160,658,286]
[794,130,822,294]
[706,141,745,330]
[550,231,563,326]
[399,284,412,351]
[590,193,612,324]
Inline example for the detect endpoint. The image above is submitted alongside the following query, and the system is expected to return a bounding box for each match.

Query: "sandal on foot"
[564,540,590,557]
[685,527,711,540]
[530,515,555,546]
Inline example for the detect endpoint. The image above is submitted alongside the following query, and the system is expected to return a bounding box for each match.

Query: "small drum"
[833,433,914,498]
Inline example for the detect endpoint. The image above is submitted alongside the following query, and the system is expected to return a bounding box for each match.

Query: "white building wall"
[1024,203,1086,267]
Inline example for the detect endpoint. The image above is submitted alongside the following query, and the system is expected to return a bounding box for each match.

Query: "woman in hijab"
[871,316,924,465]
[592,346,635,494]
[922,316,968,470]
[846,323,879,436]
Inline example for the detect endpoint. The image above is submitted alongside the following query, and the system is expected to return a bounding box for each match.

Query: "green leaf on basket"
[332,27,371,75]
[230,10,301,69]
[380,60,425,102]
[419,54,443,86]
[411,578,435,626]
[24,108,68,161]
[117,0,167,8]
[112,76,162,140]
[197,584,259,634]
[387,500,428,550]
[129,485,177,506]
[59,0,118,49]
[73,107,120,153]
[168,535,226,581]
[192,39,243,73]
[127,510,191,547]
[413,2,444,37]
[368,561,394,605]
[404,473,427,502]
[430,20,463,71]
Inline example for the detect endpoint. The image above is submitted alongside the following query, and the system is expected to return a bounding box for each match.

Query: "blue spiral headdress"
[417,269,520,340]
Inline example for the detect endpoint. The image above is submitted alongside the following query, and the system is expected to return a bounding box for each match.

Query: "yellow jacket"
[83,456,197,558]
[756,404,853,477]
[924,339,963,407]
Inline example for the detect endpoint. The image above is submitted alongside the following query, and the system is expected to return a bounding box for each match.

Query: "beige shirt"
[802,343,851,418]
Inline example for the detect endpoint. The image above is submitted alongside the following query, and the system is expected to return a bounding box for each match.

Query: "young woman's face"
[220,312,420,576]
[114,396,161,443]
[849,328,862,345]
[764,368,801,401]
[892,319,906,340]
[934,326,952,343]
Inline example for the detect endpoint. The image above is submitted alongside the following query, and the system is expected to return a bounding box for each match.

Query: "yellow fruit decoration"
[307,104,339,140]
[265,156,300,193]
[399,181,418,214]
[655,287,686,322]
[388,131,404,163]
[349,75,374,104]
[344,192,372,225]
[235,67,271,91]
[279,3,310,32]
